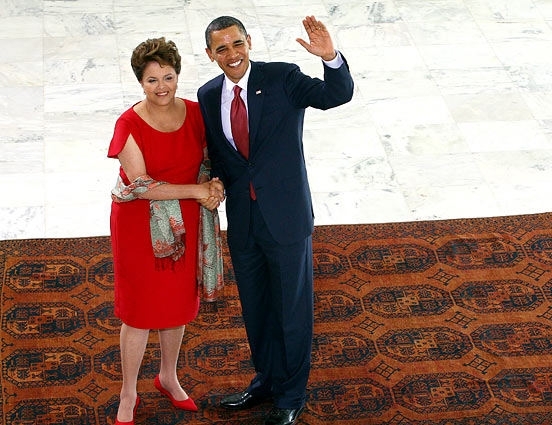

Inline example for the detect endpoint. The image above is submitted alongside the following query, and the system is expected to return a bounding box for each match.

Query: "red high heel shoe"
[154,375,198,411]
[114,396,140,425]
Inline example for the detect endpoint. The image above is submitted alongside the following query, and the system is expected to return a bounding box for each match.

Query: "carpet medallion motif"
[364,285,453,317]
[2,213,552,424]
[377,327,472,362]
[451,279,544,313]
[436,237,524,269]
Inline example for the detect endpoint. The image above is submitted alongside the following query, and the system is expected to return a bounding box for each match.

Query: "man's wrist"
[322,50,337,62]
[322,51,343,69]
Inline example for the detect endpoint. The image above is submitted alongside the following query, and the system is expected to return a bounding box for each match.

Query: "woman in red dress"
[108,37,223,424]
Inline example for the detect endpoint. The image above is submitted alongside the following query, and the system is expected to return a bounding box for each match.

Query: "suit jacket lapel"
[246,62,264,156]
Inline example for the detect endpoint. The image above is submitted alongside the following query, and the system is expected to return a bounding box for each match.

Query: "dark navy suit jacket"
[197,57,354,249]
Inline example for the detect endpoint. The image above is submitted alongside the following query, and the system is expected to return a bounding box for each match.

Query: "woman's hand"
[196,181,214,200]
[199,196,220,211]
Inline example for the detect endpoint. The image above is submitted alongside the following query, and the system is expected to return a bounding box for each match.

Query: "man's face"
[206,25,252,83]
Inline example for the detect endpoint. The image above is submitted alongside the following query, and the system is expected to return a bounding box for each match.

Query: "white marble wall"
[2,0,552,240]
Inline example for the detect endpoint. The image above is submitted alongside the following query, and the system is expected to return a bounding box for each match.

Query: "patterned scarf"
[197,164,224,301]
[111,175,185,261]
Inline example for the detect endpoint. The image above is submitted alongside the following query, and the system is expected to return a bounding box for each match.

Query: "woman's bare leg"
[157,326,189,400]
[117,323,149,421]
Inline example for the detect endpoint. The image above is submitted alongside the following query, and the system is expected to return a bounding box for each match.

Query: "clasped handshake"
[198,178,225,211]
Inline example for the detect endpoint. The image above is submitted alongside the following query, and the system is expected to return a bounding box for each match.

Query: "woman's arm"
[117,134,213,201]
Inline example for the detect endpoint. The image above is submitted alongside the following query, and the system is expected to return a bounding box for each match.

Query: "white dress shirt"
[221,63,252,150]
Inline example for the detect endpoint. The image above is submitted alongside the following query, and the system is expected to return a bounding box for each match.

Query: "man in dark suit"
[197,15,354,425]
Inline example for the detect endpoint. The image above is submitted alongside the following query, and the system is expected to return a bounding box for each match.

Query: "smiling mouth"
[228,59,242,68]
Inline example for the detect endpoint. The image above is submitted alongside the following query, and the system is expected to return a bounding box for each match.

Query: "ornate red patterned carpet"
[2,213,552,424]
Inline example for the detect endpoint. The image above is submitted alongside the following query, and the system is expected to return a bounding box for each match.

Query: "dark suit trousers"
[228,200,314,409]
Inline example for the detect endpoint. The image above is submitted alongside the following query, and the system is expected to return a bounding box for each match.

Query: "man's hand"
[198,178,225,211]
[209,178,225,202]
[296,15,336,61]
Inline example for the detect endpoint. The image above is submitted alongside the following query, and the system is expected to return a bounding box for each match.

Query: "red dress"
[108,99,204,329]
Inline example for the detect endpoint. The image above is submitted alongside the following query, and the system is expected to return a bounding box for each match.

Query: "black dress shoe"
[264,406,304,425]
[220,390,271,410]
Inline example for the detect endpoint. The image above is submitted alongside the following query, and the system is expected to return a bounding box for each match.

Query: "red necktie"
[230,85,256,199]
[231,85,249,158]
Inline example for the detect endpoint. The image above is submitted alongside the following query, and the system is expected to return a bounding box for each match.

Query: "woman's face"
[140,61,178,105]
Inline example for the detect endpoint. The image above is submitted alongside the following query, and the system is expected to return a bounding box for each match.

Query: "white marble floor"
[2,0,552,240]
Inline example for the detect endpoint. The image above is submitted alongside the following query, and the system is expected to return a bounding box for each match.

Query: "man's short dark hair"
[205,16,248,48]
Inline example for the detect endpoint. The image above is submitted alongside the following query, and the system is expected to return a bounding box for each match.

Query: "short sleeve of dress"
[108,109,136,158]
